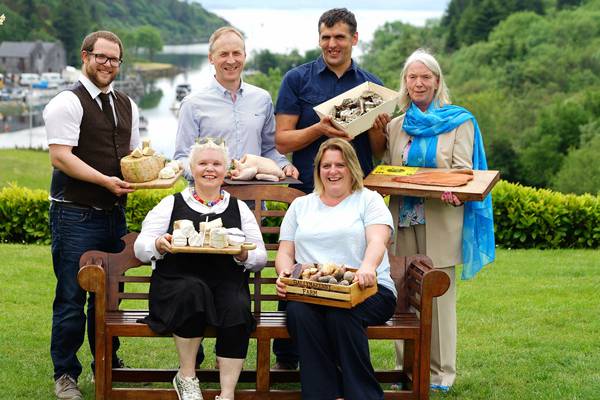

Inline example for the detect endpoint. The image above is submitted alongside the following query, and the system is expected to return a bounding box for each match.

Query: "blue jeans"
[49,202,127,380]
[286,286,396,400]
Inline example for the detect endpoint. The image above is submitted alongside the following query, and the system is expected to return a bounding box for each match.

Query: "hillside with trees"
[246,0,599,195]
[0,0,227,64]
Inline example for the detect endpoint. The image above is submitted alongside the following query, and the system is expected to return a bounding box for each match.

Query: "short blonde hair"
[189,139,230,170]
[209,26,245,54]
[398,48,451,112]
[313,138,364,195]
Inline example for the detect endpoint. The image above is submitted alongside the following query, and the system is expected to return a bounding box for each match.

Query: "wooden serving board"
[127,169,183,189]
[364,167,500,202]
[170,242,256,255]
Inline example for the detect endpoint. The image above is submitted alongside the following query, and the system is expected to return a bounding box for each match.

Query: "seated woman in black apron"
[134,140,267,400]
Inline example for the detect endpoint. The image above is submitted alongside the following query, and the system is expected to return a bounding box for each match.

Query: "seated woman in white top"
[134,140,267,400]
[275,138,397,400]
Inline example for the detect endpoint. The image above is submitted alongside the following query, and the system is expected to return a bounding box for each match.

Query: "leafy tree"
[557,0,584,9]
[456,0,504,46]
[135,25,163,61]
[247,48,319,75]
[0,9,29,42]
[245,68,283,103]
[442,0,546,49]
[53,0,92,66]
[249,49,279,73]
[487,137,521,183]
[361,20,444,87]
[535,101,590,153]
[518,133,563,188]
[552,132,600,194]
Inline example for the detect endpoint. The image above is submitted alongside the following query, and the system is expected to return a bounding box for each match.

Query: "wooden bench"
[78,185,450,399]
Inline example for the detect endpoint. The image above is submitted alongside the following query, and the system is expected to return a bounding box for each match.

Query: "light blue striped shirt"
[175,76,289,180]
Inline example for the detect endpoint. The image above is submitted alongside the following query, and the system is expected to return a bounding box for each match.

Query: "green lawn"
[1,245,598,399]
[0,149,52,190]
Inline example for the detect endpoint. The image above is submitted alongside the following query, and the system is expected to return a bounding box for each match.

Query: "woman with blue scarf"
[383,49,495,392]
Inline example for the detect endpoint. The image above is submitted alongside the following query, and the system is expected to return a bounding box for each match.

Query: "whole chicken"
[230,154,285,181]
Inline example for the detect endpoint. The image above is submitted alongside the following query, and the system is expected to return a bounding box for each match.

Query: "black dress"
[142,193,255,335]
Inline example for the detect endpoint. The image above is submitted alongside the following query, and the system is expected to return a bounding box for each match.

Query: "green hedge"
[492,181,600,248]
[2,181,599,248]
[0,185,51,244]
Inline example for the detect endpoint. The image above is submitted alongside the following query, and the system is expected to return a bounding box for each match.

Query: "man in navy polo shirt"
[273,7,390,370]
[275,7,389,194]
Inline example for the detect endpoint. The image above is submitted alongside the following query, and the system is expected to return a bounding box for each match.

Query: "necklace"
[192,189,224,207]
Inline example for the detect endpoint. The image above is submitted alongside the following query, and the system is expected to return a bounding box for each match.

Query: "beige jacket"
[382,114,474,268]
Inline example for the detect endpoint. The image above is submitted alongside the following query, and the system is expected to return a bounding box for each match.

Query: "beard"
[84,62,117,89]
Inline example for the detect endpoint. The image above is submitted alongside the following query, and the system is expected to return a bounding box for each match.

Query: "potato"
[339,280,350,286]
[343,271,355,282]
[309,272,322,281]
[320,263,336,276]
[328,277,338,284]
[333,267,345,281]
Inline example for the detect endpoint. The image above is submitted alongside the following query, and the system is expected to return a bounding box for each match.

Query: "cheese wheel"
[120,154,165,183]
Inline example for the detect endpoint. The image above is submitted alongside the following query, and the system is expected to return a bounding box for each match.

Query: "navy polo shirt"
[275,56,383,193]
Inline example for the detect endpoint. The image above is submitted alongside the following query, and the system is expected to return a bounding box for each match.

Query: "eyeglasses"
[87,52,122,67]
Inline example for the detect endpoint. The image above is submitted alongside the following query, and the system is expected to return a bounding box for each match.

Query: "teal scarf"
[402,102,495,279]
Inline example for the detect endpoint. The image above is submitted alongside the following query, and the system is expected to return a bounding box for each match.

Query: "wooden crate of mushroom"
[281,263,377,308]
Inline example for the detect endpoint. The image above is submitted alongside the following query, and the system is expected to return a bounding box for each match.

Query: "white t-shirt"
[279,188,397,296]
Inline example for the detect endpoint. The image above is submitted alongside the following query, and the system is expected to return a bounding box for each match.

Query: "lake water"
[2,8,443,153]
[144,8,443,158]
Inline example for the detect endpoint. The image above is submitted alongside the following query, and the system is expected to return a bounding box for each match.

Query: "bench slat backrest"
[226,185,306,314]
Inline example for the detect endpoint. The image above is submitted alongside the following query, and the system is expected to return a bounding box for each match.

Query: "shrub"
[492,181,600,248]
[2,182,599,249]
[124,185,181,232]
[0,185,51,244]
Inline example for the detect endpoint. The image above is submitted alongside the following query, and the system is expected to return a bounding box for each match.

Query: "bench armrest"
[78,255,107,294]
[409,256,450,299]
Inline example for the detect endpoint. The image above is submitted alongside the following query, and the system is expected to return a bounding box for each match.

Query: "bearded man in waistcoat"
[43,30,140,400]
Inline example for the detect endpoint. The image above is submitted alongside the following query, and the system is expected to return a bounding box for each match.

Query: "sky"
[196,0,450,12]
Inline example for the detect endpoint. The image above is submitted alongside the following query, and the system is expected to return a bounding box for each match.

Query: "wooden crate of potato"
[281,263,377,308]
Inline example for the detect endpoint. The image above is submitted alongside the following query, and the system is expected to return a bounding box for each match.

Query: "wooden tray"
[281,268,377,309]
[364,166,500,201]
[224,176,301,186]
[171,242,256,255]
[127,169,183,189]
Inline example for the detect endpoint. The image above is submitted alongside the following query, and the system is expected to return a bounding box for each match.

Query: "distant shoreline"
[134,62,181,78]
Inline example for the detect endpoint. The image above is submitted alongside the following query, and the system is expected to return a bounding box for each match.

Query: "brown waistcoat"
[51,82,132,209]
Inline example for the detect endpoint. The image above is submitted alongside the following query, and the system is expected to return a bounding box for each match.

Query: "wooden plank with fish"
[364,165,500,201]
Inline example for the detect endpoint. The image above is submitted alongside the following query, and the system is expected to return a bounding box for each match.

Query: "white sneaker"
[54,374,82,400]
[173,372,203,400]
[215,396,231,400]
